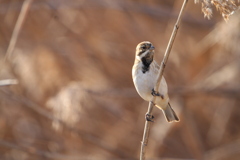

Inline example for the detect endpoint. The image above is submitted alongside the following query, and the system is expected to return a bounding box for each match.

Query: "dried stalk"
[0,79,18,86]
[4,0,32,61]
[140,0,188,160]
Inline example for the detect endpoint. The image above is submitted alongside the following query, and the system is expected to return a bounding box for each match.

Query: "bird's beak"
[149,46,155,51]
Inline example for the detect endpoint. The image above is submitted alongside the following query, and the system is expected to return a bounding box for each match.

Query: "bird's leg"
[151,88,164,99]
[145,113,154,122]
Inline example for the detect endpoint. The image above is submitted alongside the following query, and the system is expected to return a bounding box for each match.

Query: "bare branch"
[140,1,188,160]
[0,79,18,86]
[4,0,32,61]
[0,138,196,160]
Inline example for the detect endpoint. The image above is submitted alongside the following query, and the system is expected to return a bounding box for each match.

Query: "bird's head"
[135,41,155,62]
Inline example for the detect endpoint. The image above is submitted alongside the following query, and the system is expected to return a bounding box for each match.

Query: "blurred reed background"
[0,0,240,160]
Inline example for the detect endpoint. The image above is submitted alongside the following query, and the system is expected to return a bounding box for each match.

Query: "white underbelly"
[132,64,168,103]
[133,70,156,101]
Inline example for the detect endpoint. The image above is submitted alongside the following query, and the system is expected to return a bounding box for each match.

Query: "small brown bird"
[132,41,179,123]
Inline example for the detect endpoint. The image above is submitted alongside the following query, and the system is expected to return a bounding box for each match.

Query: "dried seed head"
[202,4,213,19]
[195,0,240,21]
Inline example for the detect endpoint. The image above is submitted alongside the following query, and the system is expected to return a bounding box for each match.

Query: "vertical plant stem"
[140,0,188,160]
[4,0,32,61]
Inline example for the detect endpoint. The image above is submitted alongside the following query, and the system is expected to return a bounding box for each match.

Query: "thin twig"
[4,0,32,61]
[0,139,196,160]
[0,79,18,86]
[140,1,188,160]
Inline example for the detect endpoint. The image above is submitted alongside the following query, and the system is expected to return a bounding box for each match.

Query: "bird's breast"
[132,61,168,104]
[132,64,156,101]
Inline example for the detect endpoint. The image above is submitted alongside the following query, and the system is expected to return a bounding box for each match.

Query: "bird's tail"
[162,103,180,123]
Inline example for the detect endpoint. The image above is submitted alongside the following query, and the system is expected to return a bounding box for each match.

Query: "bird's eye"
[142,46,146,50]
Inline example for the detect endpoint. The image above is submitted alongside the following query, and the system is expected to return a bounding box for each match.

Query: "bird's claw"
[145,113,154,122]
[151,89,164,99]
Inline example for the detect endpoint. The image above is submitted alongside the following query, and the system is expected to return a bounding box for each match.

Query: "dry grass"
[195,0,240,21]
[0,0,240,160]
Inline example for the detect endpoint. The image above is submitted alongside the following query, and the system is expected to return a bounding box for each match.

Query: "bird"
[132,41,179,123]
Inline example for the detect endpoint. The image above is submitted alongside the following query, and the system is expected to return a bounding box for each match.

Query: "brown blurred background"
[0,0,240,160]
